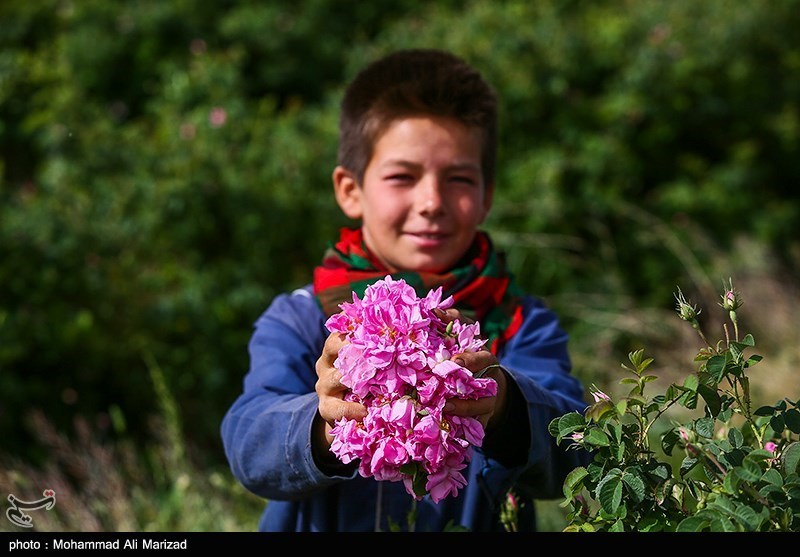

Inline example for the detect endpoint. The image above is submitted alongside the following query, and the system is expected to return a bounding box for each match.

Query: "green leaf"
[441,520,470,532]
[608,422,622,444]
[626,394,648,407]
[614,440,625,461]
[711,517,737,532]
[723,469,740,493]
[726,448,747,467]
[697,383,721,417]
[587,461,605,482]
[637,516,662,532]
[733,505,763,532]
[735,460,763,483]
[628,349,650,369]
[647,462,671,482]
[741,333,755,346]
[745,354,763,367]
[680,457,699,476]
[664,384,681,400]
[400,462,417,476]
[661,428,679,456]
[786,485,800,500]
[729,343,743,364]
[695,416,715,438]
[697,370,718,388]
[770,414,785,433]
[547,417,560,437]
[784,408,800,433]
[760,468,783,487]
[682,374,699,391]
[679,389,698,410]
[758,484,784,499]
[677,515,710,532]
[411,469,428,498]
[609,519,624,532]
[554,412,585,437]
[680,456,700,476]
[622,469,646,504]
[644,402,660,414]
[706,355,728,383]
[781,442,800,475]
[754,405,775,417]
[708,496,735,515]
[727,427,744,448]
[563,466,589,499]
[586,400,616,422]
[746,449,773,462]
[584,428,611,447]
[597,471,623,515]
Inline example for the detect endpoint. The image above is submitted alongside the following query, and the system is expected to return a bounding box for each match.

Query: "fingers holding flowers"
[445,351,508,430]
[435,307,474,326]
[315,333,367,428]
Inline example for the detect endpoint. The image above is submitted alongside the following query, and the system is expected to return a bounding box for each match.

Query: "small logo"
[6,490,56,528]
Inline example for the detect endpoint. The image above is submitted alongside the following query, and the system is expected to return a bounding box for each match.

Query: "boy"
[221,48,589,532]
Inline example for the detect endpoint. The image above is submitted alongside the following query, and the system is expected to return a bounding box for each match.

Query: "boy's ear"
[332,166,363,220]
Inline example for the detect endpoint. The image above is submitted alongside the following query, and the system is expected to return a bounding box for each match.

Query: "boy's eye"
[450,176,476,185]
[386,173,415,183]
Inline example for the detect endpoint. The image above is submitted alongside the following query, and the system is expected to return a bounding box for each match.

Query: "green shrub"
[550,280,800,531]
[1,0,799,469]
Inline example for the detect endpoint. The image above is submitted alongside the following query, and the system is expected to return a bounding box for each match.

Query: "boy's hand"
[443,348,509,431]
[314,332,368,447]
[435,308,509,431]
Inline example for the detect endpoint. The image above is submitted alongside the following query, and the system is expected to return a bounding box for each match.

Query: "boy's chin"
[401,259,453,275]
[382,248,459,274]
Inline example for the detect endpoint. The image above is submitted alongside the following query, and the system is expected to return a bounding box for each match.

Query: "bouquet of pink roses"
[325,275,497,503]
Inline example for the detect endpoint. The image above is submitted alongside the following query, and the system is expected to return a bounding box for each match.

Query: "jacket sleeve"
[220,287,357,501]
[480,295,591,499]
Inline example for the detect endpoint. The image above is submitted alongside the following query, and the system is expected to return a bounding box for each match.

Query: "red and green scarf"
[313,227,525,355]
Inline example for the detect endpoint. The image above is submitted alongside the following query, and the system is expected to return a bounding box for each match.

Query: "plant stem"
[642,395,682,440]
[693,323,712,351]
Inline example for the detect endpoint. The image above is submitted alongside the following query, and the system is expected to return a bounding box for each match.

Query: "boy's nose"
[417,177,444,216]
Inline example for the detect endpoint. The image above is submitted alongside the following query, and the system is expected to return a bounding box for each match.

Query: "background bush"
[1,0,798,522]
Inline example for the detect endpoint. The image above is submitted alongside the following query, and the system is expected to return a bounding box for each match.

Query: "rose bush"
[550,280,800,531]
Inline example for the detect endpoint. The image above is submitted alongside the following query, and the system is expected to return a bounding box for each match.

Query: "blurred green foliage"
[1,0,798,467]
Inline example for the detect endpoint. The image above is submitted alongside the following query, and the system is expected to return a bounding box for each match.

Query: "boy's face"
[333,115,493,273]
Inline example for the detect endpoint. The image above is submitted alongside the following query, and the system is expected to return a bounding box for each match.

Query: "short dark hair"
[337,49,498,185]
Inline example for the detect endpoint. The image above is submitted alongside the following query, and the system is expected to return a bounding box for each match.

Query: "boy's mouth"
[408,231,448,240]
[407,231,449,247]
